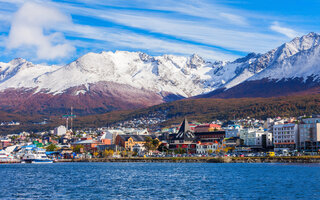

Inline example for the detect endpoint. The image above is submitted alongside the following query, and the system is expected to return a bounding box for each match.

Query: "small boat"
[21,147,53,164]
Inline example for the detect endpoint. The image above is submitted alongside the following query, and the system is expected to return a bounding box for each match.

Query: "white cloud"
[97,12,284,53]
[6,2,75,60]
[270,22,300,38]
[0,0,309,63]
[219,12,248,26]
[62,24,238,61]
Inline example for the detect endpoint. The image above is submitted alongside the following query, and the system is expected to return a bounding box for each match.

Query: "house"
[168,118,196,153]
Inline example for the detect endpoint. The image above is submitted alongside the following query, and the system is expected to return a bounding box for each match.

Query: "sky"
[0,0,319,65]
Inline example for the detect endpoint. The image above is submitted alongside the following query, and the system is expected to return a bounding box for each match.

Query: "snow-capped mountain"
[202,32,320,98]
[0,51,240,115]
[0,52,219,97]
[1,32,320,115]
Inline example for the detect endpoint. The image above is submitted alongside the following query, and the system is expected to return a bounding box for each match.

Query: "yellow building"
[115,135,158,151]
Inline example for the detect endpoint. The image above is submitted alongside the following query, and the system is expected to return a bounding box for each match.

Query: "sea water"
[0,163,320,199]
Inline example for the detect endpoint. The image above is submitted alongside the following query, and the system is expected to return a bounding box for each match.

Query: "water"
[1,163,320,199]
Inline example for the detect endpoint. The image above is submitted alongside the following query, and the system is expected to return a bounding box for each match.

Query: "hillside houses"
[3,115,320,158]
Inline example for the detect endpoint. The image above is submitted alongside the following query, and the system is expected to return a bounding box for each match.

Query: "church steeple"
[178,117,191,134]
[176,117,194,139]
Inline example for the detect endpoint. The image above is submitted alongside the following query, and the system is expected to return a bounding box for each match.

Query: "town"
[1,114,320,163]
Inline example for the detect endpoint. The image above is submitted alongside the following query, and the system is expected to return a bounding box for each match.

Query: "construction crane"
[62,107,76,131]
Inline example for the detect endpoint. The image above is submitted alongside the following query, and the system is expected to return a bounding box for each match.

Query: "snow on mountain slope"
[198,32,320,99]
[0,58,61,91]
[249,33,320,81]
[0,51,243,98]
[1,32,320,102]
[214,32,320,90]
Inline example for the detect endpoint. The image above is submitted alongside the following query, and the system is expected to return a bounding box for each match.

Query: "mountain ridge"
[1,32,320,115]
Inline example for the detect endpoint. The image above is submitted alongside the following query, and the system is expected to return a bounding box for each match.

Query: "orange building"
[194,124,221,132]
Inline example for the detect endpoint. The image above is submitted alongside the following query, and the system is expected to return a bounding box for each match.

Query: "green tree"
[144,137,160,153]
[46,143,58,151]
[174,148,186,154]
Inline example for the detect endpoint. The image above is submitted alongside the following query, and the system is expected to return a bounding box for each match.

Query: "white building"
[298,118,320,151]
[273,123,298,151]
[240,128,273,148]
[54,125,67,136]
[196,142,218,154]
[225,125,241,138]
[132,143,146,155]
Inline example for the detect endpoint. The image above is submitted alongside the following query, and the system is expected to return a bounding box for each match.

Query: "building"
[168,118,196,153]
[194,124,221,133]
[132,143,146,155]
[99,132,112,145]
[298,118,320,151]
[54,125,67,136]
[219,137,243,152]
[196,142,218,154]
[115,135,157,151]
[264,118,286,131]
[240,128,273,149]
[225,125,241,138]
[194,131,225,143]
[72,137,101,152]
[273,123,298,151]
[0,137,11,149]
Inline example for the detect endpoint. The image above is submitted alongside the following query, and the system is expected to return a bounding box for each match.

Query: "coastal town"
[1,114,320,163]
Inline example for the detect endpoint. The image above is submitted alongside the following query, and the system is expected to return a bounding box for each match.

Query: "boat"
[0,149,19,163]
[21,146,53,164]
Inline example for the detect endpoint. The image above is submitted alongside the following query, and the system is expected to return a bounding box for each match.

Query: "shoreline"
[53,156,320,163]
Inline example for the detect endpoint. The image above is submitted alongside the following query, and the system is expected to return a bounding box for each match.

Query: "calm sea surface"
[0,162,320,199]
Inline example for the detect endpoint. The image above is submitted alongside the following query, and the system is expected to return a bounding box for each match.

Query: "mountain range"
[1,32,320,116]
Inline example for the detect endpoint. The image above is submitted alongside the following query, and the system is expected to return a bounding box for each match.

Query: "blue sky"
[0,0,319,64]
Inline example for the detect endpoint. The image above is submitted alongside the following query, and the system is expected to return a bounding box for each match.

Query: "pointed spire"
[178,117,191,134]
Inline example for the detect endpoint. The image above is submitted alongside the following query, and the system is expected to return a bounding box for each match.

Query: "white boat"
[0,149,19,163]
[21,146,53,164]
